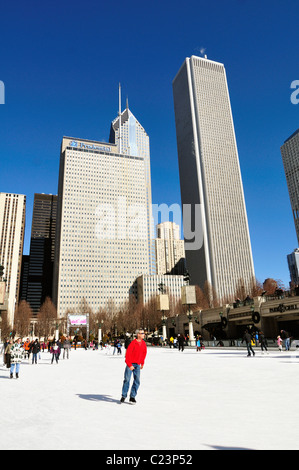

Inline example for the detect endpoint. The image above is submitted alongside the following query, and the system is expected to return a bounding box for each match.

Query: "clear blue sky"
[0,0,298,288]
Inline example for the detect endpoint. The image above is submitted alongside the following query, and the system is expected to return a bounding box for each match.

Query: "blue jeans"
[121,364,141,398]
[285,338,290,351]
[32,353,38,364]
[10,363,20,374]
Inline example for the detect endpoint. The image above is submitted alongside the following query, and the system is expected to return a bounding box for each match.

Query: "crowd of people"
[0,336,74,377]
[0,327,295,380]
[0,334,129,378]
[165,328,294,357]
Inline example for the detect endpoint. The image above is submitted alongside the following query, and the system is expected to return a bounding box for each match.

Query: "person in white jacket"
[9,338,24,379]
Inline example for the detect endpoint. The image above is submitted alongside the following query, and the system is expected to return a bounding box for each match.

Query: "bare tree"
[36,297,57,339]
[203,281,219,308]
[115,295,140,334]
[195,285,209,309]
[263,278,278,295]
[234,278,247,301]
[249,276,263,297]
[0,311,12,340]
[13,300,32,338]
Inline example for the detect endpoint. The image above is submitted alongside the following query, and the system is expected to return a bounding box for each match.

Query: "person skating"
[50,342,60,364]
[31,339,40,364]
[177,333,185,352]
[63,336,71,359]
[242,330,255,357]
[280,329,290,351]
[196,335,202,352]
[120,328,147,404]
[23,338,31,360]
[9,338,24,378]
[4,339,13,369]
[259,331,268,354]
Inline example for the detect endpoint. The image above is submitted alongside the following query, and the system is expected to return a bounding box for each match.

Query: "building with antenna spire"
[53,90,155,317]
[109,88,156,274]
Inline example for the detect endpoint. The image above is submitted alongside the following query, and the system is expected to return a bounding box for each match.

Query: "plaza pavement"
[0,344,298,450]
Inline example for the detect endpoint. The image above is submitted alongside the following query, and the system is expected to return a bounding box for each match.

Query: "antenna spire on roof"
[118,83,122,154]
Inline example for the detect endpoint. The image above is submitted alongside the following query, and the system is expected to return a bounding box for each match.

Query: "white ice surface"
[0,346,298,450]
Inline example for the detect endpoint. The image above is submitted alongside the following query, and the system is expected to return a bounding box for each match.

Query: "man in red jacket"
[120,328,147,404]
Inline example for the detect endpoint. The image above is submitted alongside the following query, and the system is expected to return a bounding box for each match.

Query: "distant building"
[53,101,154,317]
[155,222,185,275]
[287,248,299,286]
[19,255,30,302]
[281,129,299,243]
[136,274,185,305]
[20,194,57,314]
[0,193,26,325]
[109,99,155,274]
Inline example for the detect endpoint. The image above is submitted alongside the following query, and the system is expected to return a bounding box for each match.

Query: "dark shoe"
[16,373,19,379]
[10,373,13,379]
[120,397,125,403]
[129,397,136,404]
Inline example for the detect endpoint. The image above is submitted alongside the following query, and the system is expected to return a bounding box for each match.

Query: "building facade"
[0,193,26,325]
[53,129,153,317]
[172,55,255,301]
[20,194,57,313]
[155,222,185,275]
[281,129,299,244]
[136,274,185,305]
[109,101,155,274]
[287,248,299,286]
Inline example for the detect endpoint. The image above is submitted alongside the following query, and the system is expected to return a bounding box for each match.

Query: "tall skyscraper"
[21,194,57,313]
[281,129,299,244]
[0,193,26,325]
[155,222,185,275]
[172,55,254,301]
[53,105,153,317]
[109,98,155,273]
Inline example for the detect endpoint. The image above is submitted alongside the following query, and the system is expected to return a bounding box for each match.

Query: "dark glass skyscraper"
[21,194,57,314]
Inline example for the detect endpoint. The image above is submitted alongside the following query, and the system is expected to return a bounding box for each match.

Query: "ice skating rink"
[1,346,298,450]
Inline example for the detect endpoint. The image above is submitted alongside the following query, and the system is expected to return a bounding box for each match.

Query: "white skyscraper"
[0,193,26,325]
[53,105,154,317]
[172,55,254,301]
[109,98,155,274]
[281,129,299,244]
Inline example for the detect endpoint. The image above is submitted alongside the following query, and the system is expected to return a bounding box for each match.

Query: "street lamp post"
[161,314,167,342]
[157,284,169,343]
[181,284,197,346]
[55,321,59,341]
[187,309,195,346]
[98,320,104,343]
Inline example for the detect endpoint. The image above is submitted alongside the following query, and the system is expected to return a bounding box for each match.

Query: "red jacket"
[125,339,147,368]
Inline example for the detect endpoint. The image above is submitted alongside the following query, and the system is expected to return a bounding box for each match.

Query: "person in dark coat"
[242,330,255,357]
[4,339,13,368]
[259,331,268,354]
[177,334,185,352]
[31,339,40,364]
[280,330,290,351]
[125,335,132,350]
